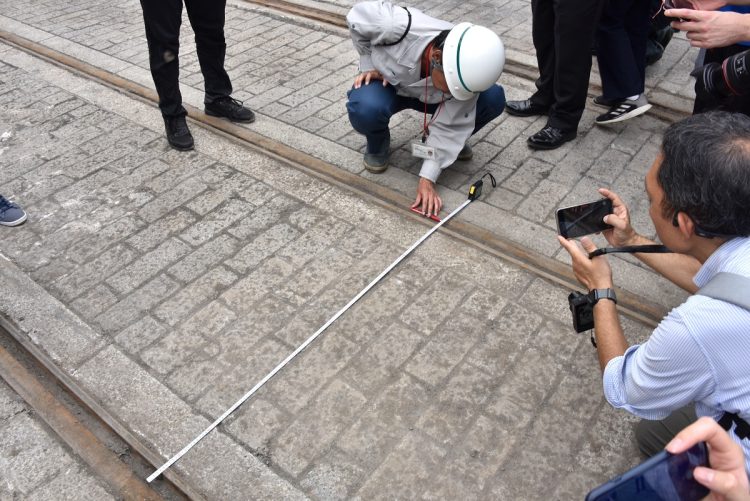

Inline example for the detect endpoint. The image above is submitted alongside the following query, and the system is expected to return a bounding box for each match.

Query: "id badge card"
[411,141,436,160]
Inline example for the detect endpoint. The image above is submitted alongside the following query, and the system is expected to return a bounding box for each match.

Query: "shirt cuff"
[602,344,639,408]
[419,159,441,183]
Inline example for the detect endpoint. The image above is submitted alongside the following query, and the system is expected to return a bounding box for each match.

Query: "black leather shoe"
[205,96,255,123]
[505,99,549,117]
[164,115,194,151]
[527,125,576,150]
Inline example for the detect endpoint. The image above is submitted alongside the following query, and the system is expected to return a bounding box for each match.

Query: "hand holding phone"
[556,198,614,239]
[586,442,710,501]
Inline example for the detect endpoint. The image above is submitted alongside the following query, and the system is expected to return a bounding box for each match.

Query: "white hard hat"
[442,23,505,101]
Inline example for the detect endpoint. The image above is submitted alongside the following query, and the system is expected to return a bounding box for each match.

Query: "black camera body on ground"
[569,291,594,333]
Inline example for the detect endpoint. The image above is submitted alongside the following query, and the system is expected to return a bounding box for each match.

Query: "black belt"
[718,412,750,440]
[380,7,411,46]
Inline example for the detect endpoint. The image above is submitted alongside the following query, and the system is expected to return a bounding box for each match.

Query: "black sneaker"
[205,97,255,123]
[164,115,194,151]
[596,95,652,125]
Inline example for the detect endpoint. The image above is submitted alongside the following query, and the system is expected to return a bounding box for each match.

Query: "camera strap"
[588,244,670,259]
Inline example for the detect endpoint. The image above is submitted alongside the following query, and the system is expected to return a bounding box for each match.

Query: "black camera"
[569,291,594,333]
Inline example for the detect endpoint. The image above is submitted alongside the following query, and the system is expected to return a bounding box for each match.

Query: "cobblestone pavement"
[0,0,695,311]
[0,37,658,499]
[0,380,116,500]
[0,0,706,498]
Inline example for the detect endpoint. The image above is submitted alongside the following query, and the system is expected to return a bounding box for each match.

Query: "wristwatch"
[589,288,617,305]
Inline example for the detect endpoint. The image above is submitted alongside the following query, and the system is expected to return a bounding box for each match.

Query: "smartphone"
[586,442,710,501]
[663,0,696,10]
[556,198,613,239]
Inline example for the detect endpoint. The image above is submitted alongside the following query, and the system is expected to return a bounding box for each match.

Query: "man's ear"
[675,211,697,239]
[431,48,442,62]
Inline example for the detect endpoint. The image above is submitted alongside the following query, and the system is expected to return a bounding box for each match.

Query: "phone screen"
[556,199,613,239]
[586,442,709,501]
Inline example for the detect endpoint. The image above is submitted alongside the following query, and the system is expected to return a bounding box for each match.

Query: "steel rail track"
[0,27,667,324]
[241,0,691,123]
[0,25,673,494]
[0,326,189,501]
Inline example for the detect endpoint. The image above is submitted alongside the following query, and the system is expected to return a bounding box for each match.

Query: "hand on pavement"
[411,177,442,217]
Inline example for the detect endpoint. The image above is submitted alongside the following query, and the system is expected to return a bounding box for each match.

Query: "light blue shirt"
[603,237,750,473]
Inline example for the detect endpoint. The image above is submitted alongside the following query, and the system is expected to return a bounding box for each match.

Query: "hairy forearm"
[626,234,701,293]
[593,300,629,372]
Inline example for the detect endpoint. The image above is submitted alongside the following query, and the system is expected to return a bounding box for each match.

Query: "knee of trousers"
[346,92,393,135]
[477,84,506,123]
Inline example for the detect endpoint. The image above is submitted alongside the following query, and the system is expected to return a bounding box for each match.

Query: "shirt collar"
[693,237,750,287]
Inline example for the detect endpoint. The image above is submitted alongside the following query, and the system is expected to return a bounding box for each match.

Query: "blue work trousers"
[346,83,506,155]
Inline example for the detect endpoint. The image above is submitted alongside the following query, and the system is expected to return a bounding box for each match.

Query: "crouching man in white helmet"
[346,1,506,217]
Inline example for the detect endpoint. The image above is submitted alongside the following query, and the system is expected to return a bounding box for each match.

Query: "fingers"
[557,235,585,260]
[598,188,624,208]
[579,236,599,254]
[666,417,736,455]
[364,72,372,86]
[693,467,743,496]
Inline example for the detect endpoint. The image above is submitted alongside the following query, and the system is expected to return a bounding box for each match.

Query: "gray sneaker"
[364,152,390,173]
[596,95,652,125]
[0,195,27,226]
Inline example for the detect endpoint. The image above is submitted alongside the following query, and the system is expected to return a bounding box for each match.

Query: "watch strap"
[589,288,617,305]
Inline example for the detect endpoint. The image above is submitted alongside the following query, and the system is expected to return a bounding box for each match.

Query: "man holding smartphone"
[558,111,750,474]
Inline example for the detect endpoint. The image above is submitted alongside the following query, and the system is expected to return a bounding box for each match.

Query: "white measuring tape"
[147,173,495,482]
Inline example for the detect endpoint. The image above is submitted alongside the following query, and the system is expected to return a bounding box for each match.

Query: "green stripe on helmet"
[456,25,473,93]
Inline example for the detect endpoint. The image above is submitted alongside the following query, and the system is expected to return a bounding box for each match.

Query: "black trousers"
[139,0,233,118]
[596,0,650,100]
[694,44,750,116]
[530,0,605,130]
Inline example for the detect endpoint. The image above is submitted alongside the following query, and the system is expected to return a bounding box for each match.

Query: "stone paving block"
[106,237,191,294]
[154,266,238,327]
[26,466,116,501]
[486,448,566,500]
[226,223,300,274]
[274,247,356,306]
[274,379,367,477]
[486,346,562,424]
[275,216,350,267]
[95,274,179,334]
[179,199,254,246]
[355,433,447,500]
[51,243,138,301]
[126,209,196,253]
[0,413,74,495]
[265,333,360,414]
[339,322,423,396]
[422,414,515,499]
[338,374,431,472]
[225,396,292,456]
[137,177,208,222]
[221,257,296,315]
[70,283,118,321]
[167,233,242,284]
[114,315,168,355]
[398,270,474,336]
[418,359,496,443]
[299,447,366,501]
